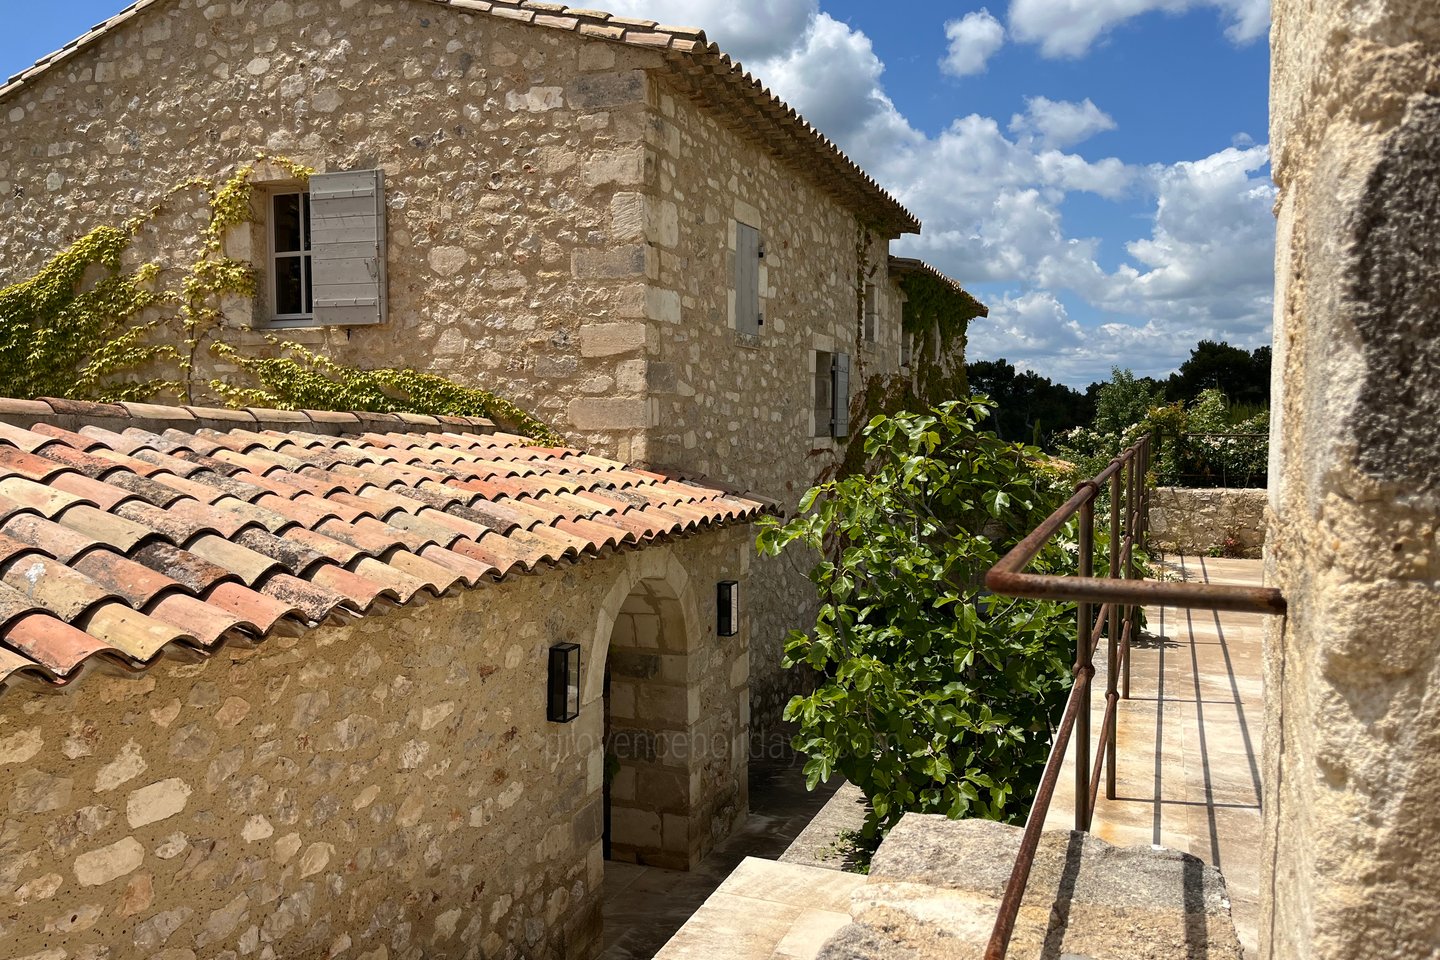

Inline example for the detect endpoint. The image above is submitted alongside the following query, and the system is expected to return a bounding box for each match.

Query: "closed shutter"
[309,170,387,326]
[735,222,761,336]
[831,352,850,438]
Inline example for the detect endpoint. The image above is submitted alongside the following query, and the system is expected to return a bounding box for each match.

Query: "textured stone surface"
[1149,487,1266,558]
[0,533,750,960]
[1266,1,1440,957]
[819,815,1242,960]
[778,781,870,872]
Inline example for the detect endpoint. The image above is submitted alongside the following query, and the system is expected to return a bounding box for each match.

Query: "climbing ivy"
[0,223,170,401]
[211,340,562,445]
[0,155,560,442]
[838,266,988,477]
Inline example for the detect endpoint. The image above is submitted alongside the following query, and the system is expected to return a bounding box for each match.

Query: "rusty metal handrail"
[979,435,1285,960]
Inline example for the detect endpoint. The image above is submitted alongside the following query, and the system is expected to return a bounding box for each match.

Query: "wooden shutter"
[831,352,850,438]
[735,222,761,336]
[309,170,387,326]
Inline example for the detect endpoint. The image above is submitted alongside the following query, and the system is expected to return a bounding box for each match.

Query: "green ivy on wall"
[0,155,560,443]
[838,266,988,476]
[212,340,562,445]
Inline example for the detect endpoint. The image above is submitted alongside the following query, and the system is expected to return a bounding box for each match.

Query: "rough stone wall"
[641,79,907,736]
[0,0,664,457]
[1265,1,1440,956]
[1148,487,1266,559]
[0,530,749,960]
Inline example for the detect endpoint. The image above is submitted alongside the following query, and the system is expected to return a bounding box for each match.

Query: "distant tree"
[1092,367,1164,435]
[1165,340,1271,408]
[965,359,1093,448]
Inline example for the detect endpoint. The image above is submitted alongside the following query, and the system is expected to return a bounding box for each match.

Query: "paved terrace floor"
[1044,555,1266,958]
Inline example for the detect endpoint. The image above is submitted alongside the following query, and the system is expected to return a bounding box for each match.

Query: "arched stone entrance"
[587,548,749,870]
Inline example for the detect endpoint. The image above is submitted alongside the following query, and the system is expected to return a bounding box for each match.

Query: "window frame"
[266,186,317,328]
[863,282,879,343]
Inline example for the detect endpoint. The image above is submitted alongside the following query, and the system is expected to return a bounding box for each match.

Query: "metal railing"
[979,434,1286,960]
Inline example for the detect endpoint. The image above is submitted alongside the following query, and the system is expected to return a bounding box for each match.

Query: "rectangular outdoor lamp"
[717,581,740,637]
[547,642,581,722]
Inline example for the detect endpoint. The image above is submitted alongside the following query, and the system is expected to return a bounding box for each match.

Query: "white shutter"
[831,352,850,438]
[735,222,761,336]
[309,170,387,326]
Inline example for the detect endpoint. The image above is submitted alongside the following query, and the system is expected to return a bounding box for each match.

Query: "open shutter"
[831,352,850,438]
[735,222,761,336]
[309,170,387,326]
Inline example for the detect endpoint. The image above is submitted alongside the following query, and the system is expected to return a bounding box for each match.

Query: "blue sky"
[2,1,1274,387]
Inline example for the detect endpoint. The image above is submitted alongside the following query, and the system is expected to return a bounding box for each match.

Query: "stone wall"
[639,78,908,732]
[0,0,666,457]
[0,530,750,960]
[1266,1,1440,956]
[1148,487,1266,559]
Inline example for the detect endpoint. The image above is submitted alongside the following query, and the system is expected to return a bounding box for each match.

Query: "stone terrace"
[1045,555,1265,957]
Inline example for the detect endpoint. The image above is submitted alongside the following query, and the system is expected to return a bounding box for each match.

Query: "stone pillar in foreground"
[1265,1,1440,956]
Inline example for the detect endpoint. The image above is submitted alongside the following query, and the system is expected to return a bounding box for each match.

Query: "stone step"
[654,813,1243,960]
[820,813,1243,960]
[652,857,867,960]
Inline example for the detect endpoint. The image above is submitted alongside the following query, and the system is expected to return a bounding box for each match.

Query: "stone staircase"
[654,813,1243,960]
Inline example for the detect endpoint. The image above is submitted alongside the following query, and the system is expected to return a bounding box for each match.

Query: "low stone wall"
[1148,487,1267,558]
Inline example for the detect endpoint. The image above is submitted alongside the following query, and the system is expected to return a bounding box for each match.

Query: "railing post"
[1123,446,1136,700]
[1106,468,1121,801]
[1075,497,1094,831]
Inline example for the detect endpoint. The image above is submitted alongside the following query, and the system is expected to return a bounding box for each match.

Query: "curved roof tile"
[0,397,769,697]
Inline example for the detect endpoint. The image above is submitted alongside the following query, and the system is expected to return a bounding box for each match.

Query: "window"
[265,170,388,328]
[270,191,313,322]
[901,331,913,368]
[735,221,762,336]
[863,283,878,342]
[813,350,850,438]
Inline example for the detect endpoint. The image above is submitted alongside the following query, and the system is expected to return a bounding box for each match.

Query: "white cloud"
[1007,0,1270,59]
[593,2,1274,386]
[969,291,1083,356]
[1009,96,1117,148]
[941,9,1007,77]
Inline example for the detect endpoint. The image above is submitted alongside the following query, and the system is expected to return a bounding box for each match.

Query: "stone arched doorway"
[587,549,749,871]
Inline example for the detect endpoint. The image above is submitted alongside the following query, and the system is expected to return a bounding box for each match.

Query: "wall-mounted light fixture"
[547,643,581,722]
[717,581,740,637]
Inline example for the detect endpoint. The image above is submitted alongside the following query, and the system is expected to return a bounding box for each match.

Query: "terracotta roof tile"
[79,602,194,660]
[2,514,102,564]
[69,551,182,608]
[0,399,768,696]
[6,611,111,676]
[147,593,245,646]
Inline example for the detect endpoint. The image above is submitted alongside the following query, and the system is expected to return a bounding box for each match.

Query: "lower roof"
[0,397,768,698]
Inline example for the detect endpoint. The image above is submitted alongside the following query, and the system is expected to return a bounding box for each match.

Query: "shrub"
[757,399,1078,836]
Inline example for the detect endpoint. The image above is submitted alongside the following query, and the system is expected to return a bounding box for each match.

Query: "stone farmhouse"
[0,0,978,740]
[0,397,764,960]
